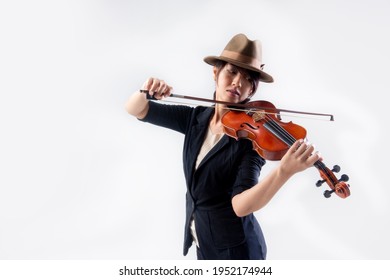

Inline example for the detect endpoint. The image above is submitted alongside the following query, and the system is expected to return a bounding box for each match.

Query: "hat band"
[220,50,261,70]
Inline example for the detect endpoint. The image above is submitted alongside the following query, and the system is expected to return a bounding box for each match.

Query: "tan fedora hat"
[204,33,273,83]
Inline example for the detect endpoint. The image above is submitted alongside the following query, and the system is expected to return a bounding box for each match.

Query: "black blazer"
[141,101,267,259]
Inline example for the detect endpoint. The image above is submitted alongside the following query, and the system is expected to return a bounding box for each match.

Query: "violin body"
[222,100,307,160]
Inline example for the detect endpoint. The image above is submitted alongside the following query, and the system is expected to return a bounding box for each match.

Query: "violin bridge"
[252,110,266,122]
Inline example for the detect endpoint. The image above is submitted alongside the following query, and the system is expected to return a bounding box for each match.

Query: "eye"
[226,67,238,75]
[245,75,253,82]
[226,68,233,74]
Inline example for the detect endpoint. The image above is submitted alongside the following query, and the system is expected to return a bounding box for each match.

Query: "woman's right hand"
[142,77,173,100]
[125,77,173,119]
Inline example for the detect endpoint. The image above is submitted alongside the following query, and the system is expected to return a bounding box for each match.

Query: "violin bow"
[140,90,334,121]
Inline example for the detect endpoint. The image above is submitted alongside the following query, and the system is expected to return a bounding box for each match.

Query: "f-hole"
[240,123,259,130]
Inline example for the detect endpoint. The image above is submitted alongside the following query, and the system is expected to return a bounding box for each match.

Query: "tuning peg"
[332,165,341,173]
[339,174,349,182]
[323,189,335,198]
[316,179,325,187]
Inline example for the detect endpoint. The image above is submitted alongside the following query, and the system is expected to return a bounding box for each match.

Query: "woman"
[125,34,321,260]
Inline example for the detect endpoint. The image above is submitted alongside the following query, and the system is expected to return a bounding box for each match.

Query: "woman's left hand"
[279,139,322,176]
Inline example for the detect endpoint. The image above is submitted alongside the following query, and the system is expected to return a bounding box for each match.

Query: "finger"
[300,144,315,158]
[287,139,304,155]
[142,78,156,98]
[142,77,153,90]
[150,78,161,93]
[306,150,322,165]
[147,79,165,99]
[162,83,173,97]
[161,85,173,98]
[297,144,323,168]
[155,81,172,98]
[157,82,168,97]
[151,80,167,100]
[166,86,173,96]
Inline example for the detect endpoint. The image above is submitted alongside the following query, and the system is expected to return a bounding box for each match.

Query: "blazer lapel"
[189,108,231,172]
[185,107,231,185]
[186,108,212,181]
[196,135,229,171]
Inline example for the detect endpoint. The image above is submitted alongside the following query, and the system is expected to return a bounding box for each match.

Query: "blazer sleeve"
[139,101,193,134]
[231,147,266,197]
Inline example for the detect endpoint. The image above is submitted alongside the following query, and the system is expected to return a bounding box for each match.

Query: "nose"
[232,73,242,87]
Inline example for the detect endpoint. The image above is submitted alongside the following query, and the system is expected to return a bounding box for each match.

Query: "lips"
[227,89,240,97]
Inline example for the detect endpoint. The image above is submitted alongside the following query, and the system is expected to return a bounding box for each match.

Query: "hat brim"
[204,56,274,83]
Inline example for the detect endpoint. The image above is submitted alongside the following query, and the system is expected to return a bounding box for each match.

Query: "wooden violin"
[221,100,350,199]
[141,90,351,199]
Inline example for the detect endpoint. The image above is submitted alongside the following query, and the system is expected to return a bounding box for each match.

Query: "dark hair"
[214,60,260,96]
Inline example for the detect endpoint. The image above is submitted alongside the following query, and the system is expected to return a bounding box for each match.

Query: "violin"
[141,90,351,199]
[221,100,350,199]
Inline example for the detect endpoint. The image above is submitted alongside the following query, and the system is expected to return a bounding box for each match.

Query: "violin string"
[262,115,296,146]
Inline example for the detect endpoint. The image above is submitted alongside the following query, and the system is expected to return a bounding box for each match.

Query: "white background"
[0,0,389,260]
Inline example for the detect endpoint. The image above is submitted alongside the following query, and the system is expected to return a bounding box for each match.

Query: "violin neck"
[263,121,296,147]
[263,118,323,167]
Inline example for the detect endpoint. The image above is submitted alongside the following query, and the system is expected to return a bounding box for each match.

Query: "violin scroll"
[315,164,351,198]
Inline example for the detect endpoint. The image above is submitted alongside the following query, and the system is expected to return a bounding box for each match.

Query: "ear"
[213,66,218,81]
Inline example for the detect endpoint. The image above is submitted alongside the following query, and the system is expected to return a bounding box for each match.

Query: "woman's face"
[213,63,254,104]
